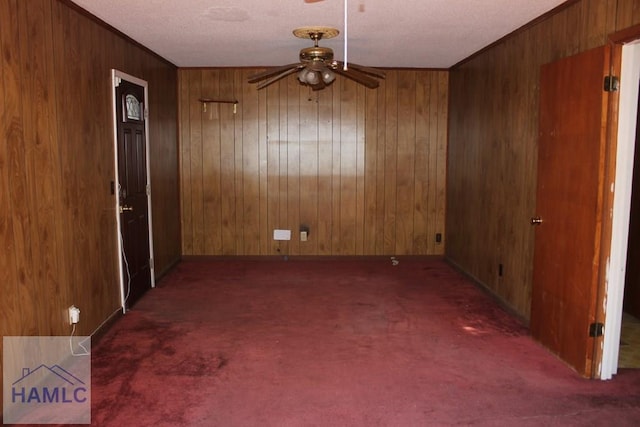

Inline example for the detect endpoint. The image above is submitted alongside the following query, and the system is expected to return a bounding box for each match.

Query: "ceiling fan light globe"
[297,69,309,83]
[322,70,335,84]
[305,70,320,85]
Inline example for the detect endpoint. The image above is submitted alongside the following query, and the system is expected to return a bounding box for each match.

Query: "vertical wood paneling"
[317,88,333,254]
[339,78,358,255]
[179,72,193,254]
[300,86,325,255]
[427,73,441,255]
[147,54,179,275]
[275,81,288,255]
[1,0,36,337]
[584,0,607,50]
[19,0,69,332]
[383,71,399,254]
[355,85,366,255]
[331,83,342,254]
[234,70,245,255]
[363,87,379,255]
[413,73,430,254]
[242,69,260,254]
[0,0,18,338]
[189,72,205,254]
[201,69,222,254]
[374,82,387,254]
[220,68,237,255]
[396,71,417,255]
[266,82,281,254]
[435,73,448,256]
[179,68,448,256]
[286,80,300,256]
[1,0,180,405]
[258,87,269,254]
[447,0,640,319]
[616,0,640,29]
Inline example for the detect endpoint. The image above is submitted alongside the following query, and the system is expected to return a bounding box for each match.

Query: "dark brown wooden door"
[116,79,151,307]
[624,79,640,318]
[531,45,611,377]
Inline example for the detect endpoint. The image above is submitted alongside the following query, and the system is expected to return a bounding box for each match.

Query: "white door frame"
[111,69,156,313]
[601,41,640,380]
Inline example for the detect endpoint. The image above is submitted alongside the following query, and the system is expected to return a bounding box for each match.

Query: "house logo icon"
[12,364,88,404]
[3,336,91,424]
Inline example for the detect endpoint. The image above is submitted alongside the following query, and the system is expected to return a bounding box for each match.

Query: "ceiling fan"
[247,26,385,91]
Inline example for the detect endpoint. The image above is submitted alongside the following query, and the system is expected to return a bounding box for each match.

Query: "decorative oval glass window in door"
[124,93,142,121]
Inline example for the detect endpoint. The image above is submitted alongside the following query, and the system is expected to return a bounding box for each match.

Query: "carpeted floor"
[85,258,640,426]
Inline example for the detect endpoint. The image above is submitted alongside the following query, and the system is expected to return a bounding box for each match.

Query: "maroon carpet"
[83,259,639,426]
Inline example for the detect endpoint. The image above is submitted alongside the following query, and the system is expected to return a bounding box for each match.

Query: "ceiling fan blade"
[333,67,381,89]
[335,61,386,79]
[256,66,301,89]
[248,63,303,83]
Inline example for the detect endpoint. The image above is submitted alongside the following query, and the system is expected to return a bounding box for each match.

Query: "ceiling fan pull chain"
[343,0,348,70]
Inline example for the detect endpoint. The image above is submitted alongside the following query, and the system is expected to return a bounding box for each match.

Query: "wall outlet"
[299,225,310,242]
[68,305,80,324]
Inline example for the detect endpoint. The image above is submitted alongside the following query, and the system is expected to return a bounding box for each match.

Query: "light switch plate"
[273,229,291,240]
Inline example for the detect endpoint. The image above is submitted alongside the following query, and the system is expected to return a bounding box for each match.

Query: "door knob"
[530,216,543,225]
[119,205,133,213]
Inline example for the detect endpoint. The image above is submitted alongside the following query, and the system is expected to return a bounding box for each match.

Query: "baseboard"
[154,256,181,281]
[180,254,446,262]
[445,257,530,328]
[88,306,124,346]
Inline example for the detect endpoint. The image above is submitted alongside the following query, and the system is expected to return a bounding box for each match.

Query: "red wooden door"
[531,46,611,377]
[116,79,151,307]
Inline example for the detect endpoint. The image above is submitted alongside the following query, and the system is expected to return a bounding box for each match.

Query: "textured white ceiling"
[70,0,567,68]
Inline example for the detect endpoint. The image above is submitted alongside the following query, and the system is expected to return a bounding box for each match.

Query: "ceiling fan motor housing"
[299,46,334,63]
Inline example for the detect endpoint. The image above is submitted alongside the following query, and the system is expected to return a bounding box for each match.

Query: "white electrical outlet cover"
[273,229,291,240]
[69,306,80,324]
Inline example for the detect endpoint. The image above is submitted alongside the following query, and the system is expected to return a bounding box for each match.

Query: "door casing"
[602,40,640,380]
[111,69,155,313]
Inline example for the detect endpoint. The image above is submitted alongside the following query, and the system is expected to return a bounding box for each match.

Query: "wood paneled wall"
[179,69,448,256]
[447,0,640,319]
[0,0,180,402]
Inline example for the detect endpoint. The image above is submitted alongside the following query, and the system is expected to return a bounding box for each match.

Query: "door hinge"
[149,257,154,270]
[589,322,604,337]
[603,75,619,92]
[146,184,150,196]
[114,76,122,88]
